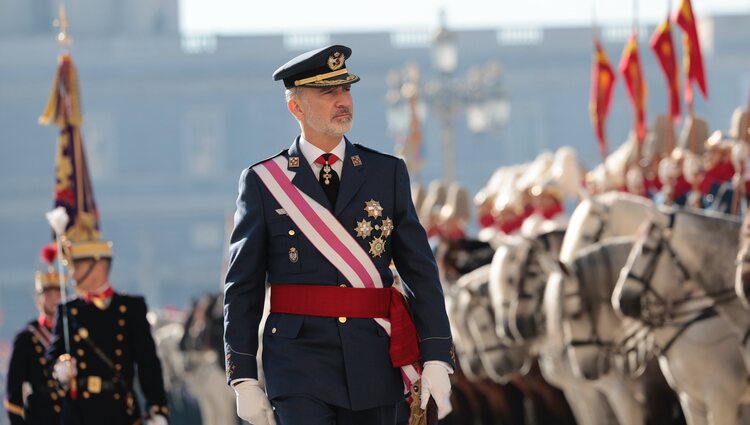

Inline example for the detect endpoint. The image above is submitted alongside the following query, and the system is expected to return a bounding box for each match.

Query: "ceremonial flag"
[674,0,708,105]
[589,38,616,158]
[39,53,102,245]
[650,17,681,120]
[619,33,648,142]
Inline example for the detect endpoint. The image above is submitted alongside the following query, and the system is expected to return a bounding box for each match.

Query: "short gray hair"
[285,87,301,103]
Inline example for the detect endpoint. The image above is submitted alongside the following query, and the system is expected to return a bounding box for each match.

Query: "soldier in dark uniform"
[4,244,65,424]
[224,45,454,425]
[48,234,170,425]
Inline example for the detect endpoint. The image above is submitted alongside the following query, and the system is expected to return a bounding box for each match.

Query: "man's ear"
[288,97,304,120]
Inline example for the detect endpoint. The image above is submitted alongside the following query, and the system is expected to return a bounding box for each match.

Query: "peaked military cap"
[273,45,360,89]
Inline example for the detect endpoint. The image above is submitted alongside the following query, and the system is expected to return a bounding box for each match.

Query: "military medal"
[380,217,394,238]
[369,237,385,257]
[351,155,362,167]
[364,199,383,218]
[355,219,373,239]
[289,247,299,263]
[322,163,333,185]
[289,157,300,168]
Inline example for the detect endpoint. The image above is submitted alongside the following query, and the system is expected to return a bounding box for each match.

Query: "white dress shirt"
[299,136,346,179]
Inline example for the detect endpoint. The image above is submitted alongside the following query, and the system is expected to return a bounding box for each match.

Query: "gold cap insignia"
[351,155,362,167]
[289,157,300,168]
[327,52,344,71]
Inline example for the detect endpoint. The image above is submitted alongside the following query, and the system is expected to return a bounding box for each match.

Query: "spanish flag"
[590,38,616,158]
[650,18,681,121]
[619,33,648,143]
[673,0,708,105]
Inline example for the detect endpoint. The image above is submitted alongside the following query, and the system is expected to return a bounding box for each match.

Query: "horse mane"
[571,237,636,308]
[672,208,741,288]
[561,192,654,263]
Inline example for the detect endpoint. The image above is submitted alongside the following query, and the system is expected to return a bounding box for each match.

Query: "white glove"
[147,414,168,425]
[233,379,276,425]
[53,355,77,385]
[420,362,453,419]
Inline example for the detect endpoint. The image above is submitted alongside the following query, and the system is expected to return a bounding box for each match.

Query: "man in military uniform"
[224,45,454,425]
[4,244,65,424]
[48,233,170,425]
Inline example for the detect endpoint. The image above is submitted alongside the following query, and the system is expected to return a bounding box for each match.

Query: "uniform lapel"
[334,139,366,216]
[287,137,333,210]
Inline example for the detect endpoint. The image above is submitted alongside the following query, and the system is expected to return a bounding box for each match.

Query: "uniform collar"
[299,136,345,169]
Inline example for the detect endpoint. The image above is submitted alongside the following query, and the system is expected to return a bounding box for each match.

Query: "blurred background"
[1,0,750,422]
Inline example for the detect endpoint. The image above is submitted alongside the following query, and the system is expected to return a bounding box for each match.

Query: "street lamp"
[387,11,511,183]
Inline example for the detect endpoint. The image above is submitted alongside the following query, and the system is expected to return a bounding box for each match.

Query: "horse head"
[559,238,635,381]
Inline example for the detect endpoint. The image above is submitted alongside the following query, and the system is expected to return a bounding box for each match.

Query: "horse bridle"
[565,248,615,352]
[623,213,732,354]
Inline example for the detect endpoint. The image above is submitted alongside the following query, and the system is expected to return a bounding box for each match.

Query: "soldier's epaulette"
[248,149,288,170]
[354,143,400,160]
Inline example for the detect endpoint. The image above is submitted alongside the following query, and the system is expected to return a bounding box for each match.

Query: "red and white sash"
[252,156,421,387]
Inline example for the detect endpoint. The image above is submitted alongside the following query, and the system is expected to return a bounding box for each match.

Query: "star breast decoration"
[355,219,373,239]
[355,200,393,258]
[364,199,383,218]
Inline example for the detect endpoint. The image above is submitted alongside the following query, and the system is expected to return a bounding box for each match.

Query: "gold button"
[115,364,122,371]
[115,349,123,356]
[118,319,126,326]
[78,328,89,339]
[77,349,85,356]
[83,391,90,399]
[51,393,58,400]
[288,230,296,236]
[35,345,43,353]
[31,336,39,343]
[338,317,347,324]
[71,308,78,316]
[39,357,47,365]
[79,362,87,370]
[54,405,61,413]
[48,380,55,387]
[119,305,127,313]
[271,327,277,334]
[116,334,124,341]
[114,393,121,400]
[74,335,81,342]
[58,390,65,397]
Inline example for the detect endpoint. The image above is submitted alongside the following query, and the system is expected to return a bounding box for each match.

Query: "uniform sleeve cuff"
[420,337,456,370]
[225,346,258,384]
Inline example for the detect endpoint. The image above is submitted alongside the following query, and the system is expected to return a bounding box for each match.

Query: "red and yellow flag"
[39,54,102,244]
[619,33,648,143]
[589,38,616,158]
[650,18,681,121]
[673,0,708,105]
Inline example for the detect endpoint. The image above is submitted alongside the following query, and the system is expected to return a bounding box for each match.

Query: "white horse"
[490,228,621,425]
[456,264,529,383]
[614,209,750,425]
[559,237,680,425]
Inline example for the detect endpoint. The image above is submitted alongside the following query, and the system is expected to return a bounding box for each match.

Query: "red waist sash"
[270,284,420,368]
